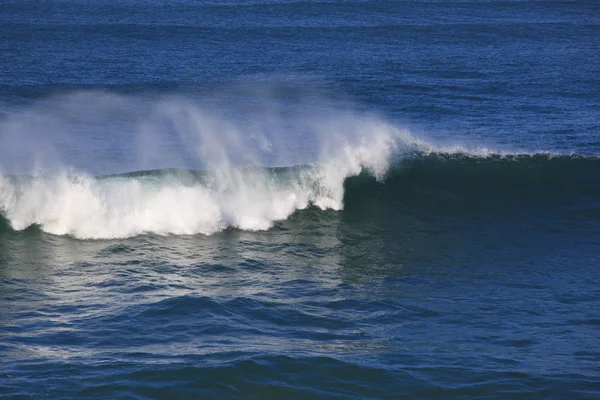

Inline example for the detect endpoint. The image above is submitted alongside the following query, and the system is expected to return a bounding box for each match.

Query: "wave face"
[2,151,598,239]
[346,153,600,210]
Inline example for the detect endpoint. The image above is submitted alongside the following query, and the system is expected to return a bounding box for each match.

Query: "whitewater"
[0,91,400,238]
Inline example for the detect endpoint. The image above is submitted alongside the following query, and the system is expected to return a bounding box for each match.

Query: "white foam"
[0,87,549,239]
[0,130,397,239]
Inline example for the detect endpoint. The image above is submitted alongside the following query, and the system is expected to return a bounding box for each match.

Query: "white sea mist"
[0,83,420,238]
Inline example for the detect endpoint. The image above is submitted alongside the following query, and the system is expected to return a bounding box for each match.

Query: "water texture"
[1,1,599,399]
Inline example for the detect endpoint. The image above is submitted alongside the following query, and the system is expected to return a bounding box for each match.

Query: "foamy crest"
[0,133,396,239]
[0,85,526,239]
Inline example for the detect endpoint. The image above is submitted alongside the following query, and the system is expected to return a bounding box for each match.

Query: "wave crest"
[0,131,397,238]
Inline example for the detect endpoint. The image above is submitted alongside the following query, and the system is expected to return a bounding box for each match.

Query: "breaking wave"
[2,150,599,239]
[1,88,598,239]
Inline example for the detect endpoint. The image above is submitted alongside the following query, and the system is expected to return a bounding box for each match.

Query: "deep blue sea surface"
[1,1,600,398]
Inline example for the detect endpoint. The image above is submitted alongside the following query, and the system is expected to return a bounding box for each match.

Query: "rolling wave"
[1,89,598,239]
[1,150,598,239]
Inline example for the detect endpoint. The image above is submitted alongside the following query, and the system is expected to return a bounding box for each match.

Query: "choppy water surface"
[1,0,599,398]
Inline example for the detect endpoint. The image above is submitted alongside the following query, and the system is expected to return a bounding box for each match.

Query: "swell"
[1,152,599,238]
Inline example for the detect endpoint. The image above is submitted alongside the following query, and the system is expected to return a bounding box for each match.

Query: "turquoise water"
[1,1,599,398]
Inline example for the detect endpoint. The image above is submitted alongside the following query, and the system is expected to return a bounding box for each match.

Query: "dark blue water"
[1,1,600,398]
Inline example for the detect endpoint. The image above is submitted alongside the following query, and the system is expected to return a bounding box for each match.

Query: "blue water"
[1,1,600,398]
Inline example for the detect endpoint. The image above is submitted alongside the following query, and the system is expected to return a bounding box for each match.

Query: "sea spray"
[0,144,397,239]
[0,85,410,238]
[2,86,548,239]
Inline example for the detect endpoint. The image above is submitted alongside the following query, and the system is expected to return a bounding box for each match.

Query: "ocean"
[1,0,599,398]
